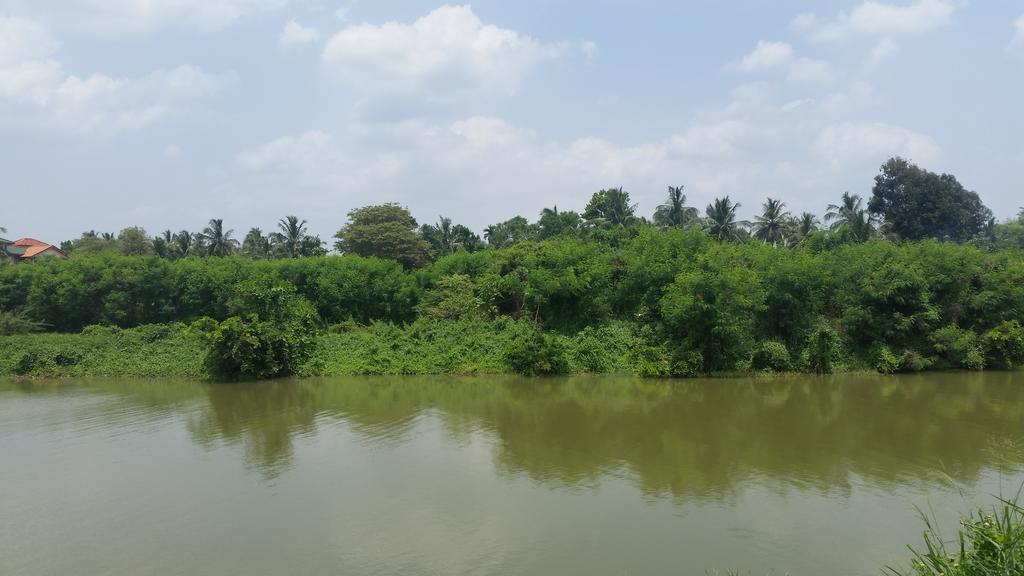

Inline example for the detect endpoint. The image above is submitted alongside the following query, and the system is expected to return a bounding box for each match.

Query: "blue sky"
[1,0,1022,243]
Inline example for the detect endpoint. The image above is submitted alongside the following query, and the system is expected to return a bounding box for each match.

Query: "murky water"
[2,373,1023,575]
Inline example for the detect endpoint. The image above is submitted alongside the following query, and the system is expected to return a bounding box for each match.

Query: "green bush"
[870,344,901,374]
[898,350,932,373]
[805,324,842,374]
[504,328,569,376]
[751,341,791,372]
[930,325,985,370]
[0,310,44,335]
[670,349,704,377]
[191,278,321,380]
[984,320,1024,369]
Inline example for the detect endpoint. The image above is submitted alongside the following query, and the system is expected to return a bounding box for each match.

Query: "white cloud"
[36,0,287,33]
[732,41,835,85]
[321,5,567,95]
[794,0,957,41]
[1010,15,1024,54]
[279,19,320,47]
[870,38,901,62]
[581,40,598,62]
[0,18,233,135]
[813,122,941,165]
[736,41,794,72]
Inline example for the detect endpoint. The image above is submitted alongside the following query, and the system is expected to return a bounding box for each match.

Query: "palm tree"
[584,187,638,228]
[752,198,791,246]
[243,227,271,258]
[825,192,877,242]
[199,219,238,257]
[796,212,820,238]
[703,196,747,241]
[171,230,193,258]
[270,216,308,258]
[101,232,115,241]
[653,185,699,229]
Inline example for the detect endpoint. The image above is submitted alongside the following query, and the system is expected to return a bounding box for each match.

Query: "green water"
[2,373,1023,576]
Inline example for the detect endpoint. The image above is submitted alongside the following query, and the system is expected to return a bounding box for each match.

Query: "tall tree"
[653,185,699,229]
[825,192,877,242]
[537,206,583,239]
[584,187,638,228]
[199,219,238,257]
[422,216,456,256]
[243,227,272,258]
[485,216,536,248]
[271,216,308,258]
[703,196,747,241]
[869,157,992,242]
[171,230,194,259]
[334,203,430,268]
[117,227,152,256]
[753,198,791,246]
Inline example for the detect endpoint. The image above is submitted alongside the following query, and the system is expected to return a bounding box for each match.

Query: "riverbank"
[3,319,1014,378]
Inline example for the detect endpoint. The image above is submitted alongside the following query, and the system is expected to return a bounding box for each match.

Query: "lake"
[2,373,1023,575]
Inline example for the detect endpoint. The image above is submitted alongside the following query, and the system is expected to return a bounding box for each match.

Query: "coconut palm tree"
[796,212,820,238]
[703,196,747,241]
[753,198,791,246]
[584,187,638,228]
[243,227,272,258]
[101,232,115,241]
[199,219,238,257]
[270,216,308,258]
[171,230,194,258]
[653,185,699,229]
[825,192,877,242]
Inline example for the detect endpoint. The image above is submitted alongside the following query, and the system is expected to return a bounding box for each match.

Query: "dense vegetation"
[3,157,1023,379]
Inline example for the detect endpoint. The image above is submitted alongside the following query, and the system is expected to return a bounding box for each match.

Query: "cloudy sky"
[1,0,1022,243]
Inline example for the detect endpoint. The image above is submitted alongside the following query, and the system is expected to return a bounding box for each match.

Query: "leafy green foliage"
[870,157,992,242]
[930,325,985,370]
[984,320,1024,369]
[504,327,570,376]
[334,203,430,268]
[805,324,842,374]
[191,279,320,380]
[0,310,44,335]
[751,341,791,372]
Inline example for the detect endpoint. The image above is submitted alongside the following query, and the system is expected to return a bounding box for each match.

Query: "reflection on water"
[2,373,1024,576]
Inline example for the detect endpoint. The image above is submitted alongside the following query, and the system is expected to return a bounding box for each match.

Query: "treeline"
[3,228,1024,375]
[48,157,1023,263]
[4,156,1024,378]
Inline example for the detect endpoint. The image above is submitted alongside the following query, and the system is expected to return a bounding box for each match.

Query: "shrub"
[191,278,321,380]
[898,350,932,372]
[14,351,46,375]
[805,324,842,374]
[984,320,1024,369]
[870,344,901,374]
[930,325,984,370]
[751,341,791,372]
[670,349,704,377]
[0,310,44,336]
[504,329,569,376]
[416,274,486,321]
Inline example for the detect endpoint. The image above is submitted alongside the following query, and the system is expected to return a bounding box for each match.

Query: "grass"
[886,492,1024,576]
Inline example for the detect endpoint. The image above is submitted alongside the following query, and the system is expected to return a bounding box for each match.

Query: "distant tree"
[825,192,877,242]
[422,216,484,255]
[485,216,536,248]
[537,206,584,239]
[242,227,271,258]
[869,157,992,242]
[271,216,308,258]
[584,187,638,228]
[298,235,327,257]
[117,226,152,256]
[796,212,820,238]
[653,185,699,229]
[753,198,791,246]
[152,230,173,259]
[199,219,238,257]
[101,232,115,241]
[703,196,747,241]
[171,230,194,259]
[72,231,118,254]
[334,203,431,268]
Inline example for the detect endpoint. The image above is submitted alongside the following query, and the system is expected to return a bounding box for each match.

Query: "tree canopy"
[334,203,430,268]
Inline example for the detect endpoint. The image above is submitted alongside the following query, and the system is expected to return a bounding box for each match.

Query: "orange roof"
[13,238,47,247]
[22,245,62,258]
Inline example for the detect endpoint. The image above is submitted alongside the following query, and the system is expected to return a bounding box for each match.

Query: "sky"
[1,0,1022,244]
